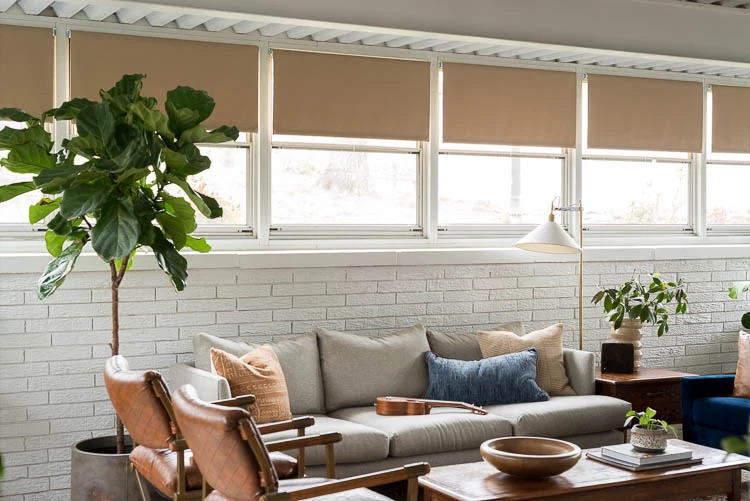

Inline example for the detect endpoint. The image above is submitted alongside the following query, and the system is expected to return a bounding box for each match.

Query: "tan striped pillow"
[476,324,575,396]
[210,346,292,423]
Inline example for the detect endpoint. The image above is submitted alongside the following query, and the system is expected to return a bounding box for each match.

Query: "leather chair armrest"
[265,432,342,453]
[258,416,315,435]
[212,394,256,409]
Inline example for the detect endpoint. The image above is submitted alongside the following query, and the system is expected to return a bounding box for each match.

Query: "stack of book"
[587,442,703,471]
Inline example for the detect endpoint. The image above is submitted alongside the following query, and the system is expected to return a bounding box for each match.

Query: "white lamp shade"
[515,220,581,254]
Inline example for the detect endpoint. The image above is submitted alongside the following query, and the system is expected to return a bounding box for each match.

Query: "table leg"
[728,468,741,501]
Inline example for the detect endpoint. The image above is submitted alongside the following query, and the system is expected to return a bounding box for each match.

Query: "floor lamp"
[515,199,584,350]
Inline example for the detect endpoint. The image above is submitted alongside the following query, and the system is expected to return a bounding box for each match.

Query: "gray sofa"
[169,324,630,478]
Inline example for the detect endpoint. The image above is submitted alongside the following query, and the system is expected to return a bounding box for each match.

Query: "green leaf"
[0,181,36,202]
[184,235,211,253]
[108,74,145,102]
[177,124,239,147]
[37,240,84,300]
[0,108,37,122]
[76,103,115,142]
[107,123,150,171]
[44,230,66,257]
[114,249,136,274]
[164,144,211,176]
[591,290,605,305]
[129,101,173,140]
[48,213,73,236]
[91,197,140,260]
[29,197,60,224]
[59,179,112,219]
[162,193,197,232]
[722,436,749,455]
[742,312,750,330]
[64,135,105,159]
[165,86,215,133]
[197,192,222,219]
[0,124,52,150]
[34,164,80,193]
[150,228,188,291]
[43,98,97,121]
[165,174,212,218]
[156,212,187,250]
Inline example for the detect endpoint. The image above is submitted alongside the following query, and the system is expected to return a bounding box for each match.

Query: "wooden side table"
[595,368,695,424]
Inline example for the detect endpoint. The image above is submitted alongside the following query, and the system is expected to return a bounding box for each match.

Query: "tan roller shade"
[70,31,258,131]
[0,24,54,117]
[712,85,750,153]
[273,50,430,141]
[587,74,702,152]
[442,63,576,147]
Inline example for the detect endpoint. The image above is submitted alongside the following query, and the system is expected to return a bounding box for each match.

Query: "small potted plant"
[591,273,688,370]
[625,407,677,452]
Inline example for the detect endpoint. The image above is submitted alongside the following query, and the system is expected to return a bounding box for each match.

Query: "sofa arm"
[169,363,231,402]
[681,374,735,443]
[563,349,596,395]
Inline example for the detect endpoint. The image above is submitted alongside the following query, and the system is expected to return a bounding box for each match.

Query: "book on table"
[600,443,693,465]
[586,450,703,472]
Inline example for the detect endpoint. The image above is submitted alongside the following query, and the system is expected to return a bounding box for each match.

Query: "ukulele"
[375,396,488,416]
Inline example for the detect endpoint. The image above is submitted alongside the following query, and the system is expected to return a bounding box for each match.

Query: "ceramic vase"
[610,318,642,371]
[630,424,669,452]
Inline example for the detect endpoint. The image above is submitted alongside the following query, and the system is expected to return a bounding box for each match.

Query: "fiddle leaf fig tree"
[0,74,238,452]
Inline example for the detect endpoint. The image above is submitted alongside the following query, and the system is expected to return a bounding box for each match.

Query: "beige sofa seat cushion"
[426,321,524,361]
[485,395,631,437]
[194,332,325,415]
[316,325,430,412]
[262,415,389,465]
[330,406,513,458]
[477,324,575,396]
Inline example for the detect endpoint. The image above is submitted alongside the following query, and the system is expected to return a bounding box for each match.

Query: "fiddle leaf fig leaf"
[0,124,52,151]
[178,124,239,147]
[76,103,115,142]
[165,86,215,133]
[0,107,37,122]
[91,197,140,260]
[29,197,60,224]
[44,230,66,257]
[150,228,188,291]
[37,239,85,300]
[162,193,196,233]
[2,143,56,174]
[129,101,173,140]
[0,181,36,202]
[164,174,212,218]
[156,211,187,250]
[44,98,97,121]
[184,235,211,253]
[59,179,112,219]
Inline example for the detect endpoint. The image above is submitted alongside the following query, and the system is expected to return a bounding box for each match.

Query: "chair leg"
[324,443,336,479]
[406,477,418,501]
[297,427,306,478]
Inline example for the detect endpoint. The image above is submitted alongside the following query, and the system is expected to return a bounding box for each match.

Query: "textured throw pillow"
[476,323,576,396]
[427,321,525,361]
[210,347,292,424]
[316,325,430,412]
[733,330,750,398]
[424,349,549,405]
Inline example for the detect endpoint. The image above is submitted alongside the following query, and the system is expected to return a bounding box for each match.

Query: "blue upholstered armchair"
[681,374,750,448]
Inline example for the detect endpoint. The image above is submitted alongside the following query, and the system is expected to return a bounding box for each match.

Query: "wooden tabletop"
[419,440,748,501]
[595,368,696,384]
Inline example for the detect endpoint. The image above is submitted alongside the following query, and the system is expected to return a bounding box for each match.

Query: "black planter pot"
[71,436,163,500]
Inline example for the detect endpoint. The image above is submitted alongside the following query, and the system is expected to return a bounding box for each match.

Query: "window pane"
[274,134,416,149]
[438,155,563,225]
[707,163,750,225]
[272,149,418,225]
[582,160,689,225]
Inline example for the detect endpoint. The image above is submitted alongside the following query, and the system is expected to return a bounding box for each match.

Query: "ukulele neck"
[422,399,487,415]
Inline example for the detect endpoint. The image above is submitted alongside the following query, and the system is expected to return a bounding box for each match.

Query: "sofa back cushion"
[316,325,430,412]
[426,321,524,361]
[193,332,325,414]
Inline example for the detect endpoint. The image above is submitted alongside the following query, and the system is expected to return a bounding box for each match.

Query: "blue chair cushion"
[424,348,549,406]
[693,396,750,435]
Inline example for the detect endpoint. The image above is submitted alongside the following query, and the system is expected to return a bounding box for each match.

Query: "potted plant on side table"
[0,73,238,499]
[591,273,688,371]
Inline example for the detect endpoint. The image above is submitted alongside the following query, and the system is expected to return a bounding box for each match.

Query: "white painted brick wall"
[0,257,746,499]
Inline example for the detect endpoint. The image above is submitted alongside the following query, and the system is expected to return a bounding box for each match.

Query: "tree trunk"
[110,258,128,455]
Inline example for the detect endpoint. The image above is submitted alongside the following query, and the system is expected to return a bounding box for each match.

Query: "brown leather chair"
[104,355,323,501]
[172,384,430,501]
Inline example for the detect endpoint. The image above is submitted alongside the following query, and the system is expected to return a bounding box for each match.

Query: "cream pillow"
[476,324,576,396]
[210,346,292,424]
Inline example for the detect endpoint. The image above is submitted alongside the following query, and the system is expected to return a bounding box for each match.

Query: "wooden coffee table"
[420,440,749,501]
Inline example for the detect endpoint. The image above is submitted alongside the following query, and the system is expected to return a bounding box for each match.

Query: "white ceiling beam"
[51,2,84,18]
[83,4,118,21]
[453,43,495,54]
[719,0,750,6]
[145,11,180,26]
[18,0,53,15]
[555,53,590,63]
[574,54,609,65]
[232,20,267,34]
[613,58,648,68]
[258,23,294,37]
[408,39,443,50]
[385,36,423,48]
[204,18,239,32]
[0,0,15,12]
[311,29,349,42]
[517,49,559,60]
[285,26,320,39]
[116,8,149,24]
[360,34,399,46]
[475,45,512,56]
[335,31,371,43]
[494,47,534,58]
[430,41,471,52]
[175,14,211,29]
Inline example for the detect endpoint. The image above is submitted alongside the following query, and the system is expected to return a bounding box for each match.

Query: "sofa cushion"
[194,332,325,415]
[316,325,430,412]
[693,397,750,435]
[210,347,292,424]
[477,324,576,396]
[424,350,548,405]
[261,415,390,465]
[426,321,524,361]
[486,395,631,437]
[330,406,513,458]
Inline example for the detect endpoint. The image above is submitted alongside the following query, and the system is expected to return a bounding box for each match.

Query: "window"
[438,144,564,229]
[270,135,421,236]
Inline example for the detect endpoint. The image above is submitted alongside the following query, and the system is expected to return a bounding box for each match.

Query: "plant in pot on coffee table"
[625,407,677,452]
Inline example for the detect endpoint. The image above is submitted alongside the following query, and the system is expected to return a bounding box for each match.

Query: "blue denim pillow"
[424,348,549,406]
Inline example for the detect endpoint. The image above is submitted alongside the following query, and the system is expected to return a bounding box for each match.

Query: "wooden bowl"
[480,437,581,478]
